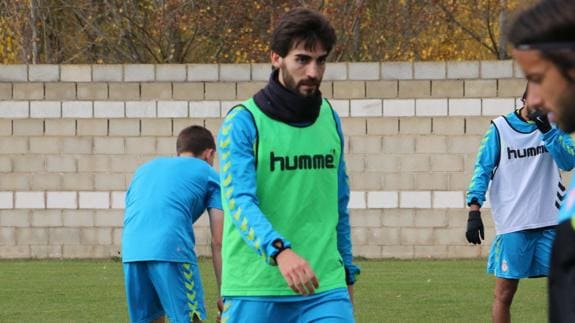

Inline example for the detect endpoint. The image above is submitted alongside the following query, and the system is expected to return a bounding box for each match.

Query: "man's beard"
[555,85,575,133]
[280,65,320,97]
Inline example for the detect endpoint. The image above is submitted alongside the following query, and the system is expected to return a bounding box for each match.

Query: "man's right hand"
[216,298,223,323]
[276,249,319,295]
[466,210,485,244]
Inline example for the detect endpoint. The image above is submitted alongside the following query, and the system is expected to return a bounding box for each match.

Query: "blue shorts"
[487,227,556,279]
[123,261,206,323]
[221,288,354,323]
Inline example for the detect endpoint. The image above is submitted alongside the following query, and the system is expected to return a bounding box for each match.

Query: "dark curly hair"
[507,0,575,82]
[271,8,337,58]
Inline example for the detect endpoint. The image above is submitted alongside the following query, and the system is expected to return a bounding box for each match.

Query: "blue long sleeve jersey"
[467,110,575,206]
[218,105,360,284]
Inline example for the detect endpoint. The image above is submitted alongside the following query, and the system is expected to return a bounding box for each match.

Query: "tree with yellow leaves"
[0,0,536,64]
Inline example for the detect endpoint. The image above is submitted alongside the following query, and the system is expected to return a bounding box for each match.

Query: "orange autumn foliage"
[0,0,535,64]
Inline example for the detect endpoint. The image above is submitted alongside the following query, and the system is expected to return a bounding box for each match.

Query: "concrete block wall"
[0,61,532,259]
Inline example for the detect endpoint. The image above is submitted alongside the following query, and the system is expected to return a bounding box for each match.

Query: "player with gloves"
[466,81,575,323]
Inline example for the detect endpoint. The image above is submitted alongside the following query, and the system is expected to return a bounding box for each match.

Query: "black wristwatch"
[271,239,290,263]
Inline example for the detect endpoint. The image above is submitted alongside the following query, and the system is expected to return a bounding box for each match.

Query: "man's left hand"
[528,109,552,133]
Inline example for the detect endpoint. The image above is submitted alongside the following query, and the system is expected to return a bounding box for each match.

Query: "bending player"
[466,82,575,323]
[122,125,223,323]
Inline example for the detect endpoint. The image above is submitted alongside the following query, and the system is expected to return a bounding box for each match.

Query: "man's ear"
[201,148,216,164]
[569,68,575,82]
[200,148,213,161]
[271,52,281,70]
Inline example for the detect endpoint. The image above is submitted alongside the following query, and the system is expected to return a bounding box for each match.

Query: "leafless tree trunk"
[29,0,38,64]
[351,0,363,60]
[498,0,508,59]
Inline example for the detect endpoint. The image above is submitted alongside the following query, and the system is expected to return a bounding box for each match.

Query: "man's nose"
[306,62,320,79]
[528,84,544,108]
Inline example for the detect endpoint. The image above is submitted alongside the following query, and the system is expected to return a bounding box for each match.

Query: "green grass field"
[0,258,547,322]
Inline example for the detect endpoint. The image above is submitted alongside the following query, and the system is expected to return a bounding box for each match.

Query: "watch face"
[273,239,284,249]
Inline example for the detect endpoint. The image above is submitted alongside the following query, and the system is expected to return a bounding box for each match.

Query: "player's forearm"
[227,198,292,265]
[543,129,575,171]
[221,163,292,264]
[336,222,360,285]
[467,127,499,206]
[218,107,291,265]
[466,169,490,207]
[211,243,222,293]
[208,208,224,293]
[336,118,360,285]
[336,202,354,266]
[337,177,360,284]
[336,156,354,264]
[336,219,353,264]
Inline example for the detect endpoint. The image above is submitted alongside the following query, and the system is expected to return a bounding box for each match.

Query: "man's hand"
[466,210,484,244]
[347,284,354,305]
[216,298,224,323]
[528,109,552,133]
[276,249,319,295]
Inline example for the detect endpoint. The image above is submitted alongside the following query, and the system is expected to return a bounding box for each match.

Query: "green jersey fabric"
[221,98,346,296]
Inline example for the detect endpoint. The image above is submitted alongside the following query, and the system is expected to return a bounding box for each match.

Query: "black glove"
[466,210,484,244]
[528,109,552,133]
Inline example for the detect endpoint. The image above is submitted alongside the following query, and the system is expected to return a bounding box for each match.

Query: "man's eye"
[296,57,309,64]
[529,77,543,84]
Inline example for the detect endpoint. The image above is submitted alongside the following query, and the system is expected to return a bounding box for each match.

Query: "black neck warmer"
[253,69,322,124]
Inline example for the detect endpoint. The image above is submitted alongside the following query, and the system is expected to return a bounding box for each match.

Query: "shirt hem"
[121,257,192,263]
[222,283,346,297]
[495,221,558,235]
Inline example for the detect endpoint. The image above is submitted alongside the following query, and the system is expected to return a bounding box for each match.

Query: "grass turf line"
[0,259,547,322]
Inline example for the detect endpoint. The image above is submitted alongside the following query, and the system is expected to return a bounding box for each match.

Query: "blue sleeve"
[558,181,575,223]
[541,127,575,171]
[466,123,500,207]
[218,107,291,266]
[206,168,222,210]
[332,110,360,284]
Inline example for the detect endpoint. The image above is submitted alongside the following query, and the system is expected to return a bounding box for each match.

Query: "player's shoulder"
[320,99,344,133]
[490,112,518,131]
[491,113,512,124]
[322,98,338,114]
[135,157,163,173]
[222,103,253,122]
[219,103,258,146]
[180,157,213,172]
[149,156,211,173]
[172,159,218,189]
[206,168,221,189]
[220,104,256,132]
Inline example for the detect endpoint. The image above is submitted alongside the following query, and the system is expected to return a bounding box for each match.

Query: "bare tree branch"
[436,1,498,56]
[484,0,500,58]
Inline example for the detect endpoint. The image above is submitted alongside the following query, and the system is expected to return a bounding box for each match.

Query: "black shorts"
[549,220,575,323]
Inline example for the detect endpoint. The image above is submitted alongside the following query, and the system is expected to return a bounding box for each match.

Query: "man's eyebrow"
[294,53,328,59]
